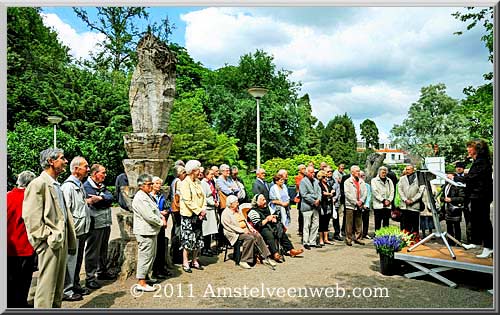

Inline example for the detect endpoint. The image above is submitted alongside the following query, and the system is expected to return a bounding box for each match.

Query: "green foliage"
[360,119,379,149]
[261,154,336,182]
[374,225,402,237]
[322,114,358,165]
[7,121,80,187]
[169,43,209,95]
[202,50,311,169]
[168,89,239,166]
[7,7,71,130]
[390,84,469,163]
[457,83,493,142]
[73,7,149,72]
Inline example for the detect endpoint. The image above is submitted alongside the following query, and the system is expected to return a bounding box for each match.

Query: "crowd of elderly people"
[8,143,493,305]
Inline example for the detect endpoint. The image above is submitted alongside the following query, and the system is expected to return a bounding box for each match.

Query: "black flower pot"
[379,253,398,276]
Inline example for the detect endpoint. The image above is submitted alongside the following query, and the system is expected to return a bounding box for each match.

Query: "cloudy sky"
[40,5,492,143]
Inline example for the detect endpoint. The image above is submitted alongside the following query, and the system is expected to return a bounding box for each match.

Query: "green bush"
[241,154,337,200]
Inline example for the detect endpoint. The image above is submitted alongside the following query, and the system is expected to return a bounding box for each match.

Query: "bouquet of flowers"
[373,226,406,257]
[400,229,420,247]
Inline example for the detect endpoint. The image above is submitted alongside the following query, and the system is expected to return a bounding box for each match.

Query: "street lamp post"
[47,116,62,148]
[247,87,268,170]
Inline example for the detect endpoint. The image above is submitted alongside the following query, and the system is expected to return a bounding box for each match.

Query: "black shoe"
[63,294,83,302]
[182,265,192,273]
[153,273,168,279]
[97,272,117,281]
[75,287,91,296]
[201,249,214,257]
[304,244,311,250]
[191,262,204,270]
[86,281,101,289]
[334,236,343,241]
[147,278,159,285]
[163,269,173,277]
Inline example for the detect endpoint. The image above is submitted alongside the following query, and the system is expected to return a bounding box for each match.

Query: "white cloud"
[41,7,491,141]
[41,13,105,61]
[181,7,491,138]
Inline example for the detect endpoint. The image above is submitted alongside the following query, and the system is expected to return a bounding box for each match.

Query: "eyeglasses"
[144,182,153,186]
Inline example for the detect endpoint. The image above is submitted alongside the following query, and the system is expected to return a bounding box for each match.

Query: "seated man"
[247,194,304,262]
[221,195,276,269]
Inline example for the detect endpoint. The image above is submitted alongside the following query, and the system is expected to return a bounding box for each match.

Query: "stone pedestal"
[115,33,176,280]
[123,158,172,187]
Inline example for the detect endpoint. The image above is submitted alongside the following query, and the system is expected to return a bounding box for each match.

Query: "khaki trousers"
[35,237,68,308]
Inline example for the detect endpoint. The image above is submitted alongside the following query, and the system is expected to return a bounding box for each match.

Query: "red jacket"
[7,187,34,256]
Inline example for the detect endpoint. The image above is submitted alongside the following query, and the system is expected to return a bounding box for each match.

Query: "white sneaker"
[476,248,493,258]
[239,262,253,269]
[136,284,156,292]
[264,258,277,267]
[462,243,478,250]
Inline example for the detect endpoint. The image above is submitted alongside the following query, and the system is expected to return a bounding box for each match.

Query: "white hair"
[185,160,201,175]
[350,165,360,173]
[226,195,238,207]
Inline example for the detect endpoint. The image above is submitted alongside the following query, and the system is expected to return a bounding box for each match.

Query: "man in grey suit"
[132,174,166,292]
[22,148,77,308]
[299,166,322,249]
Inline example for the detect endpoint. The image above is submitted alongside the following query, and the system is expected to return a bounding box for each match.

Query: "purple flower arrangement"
[373,235,403,257]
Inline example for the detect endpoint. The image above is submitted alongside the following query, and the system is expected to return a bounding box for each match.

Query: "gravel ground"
[59,206,494,310]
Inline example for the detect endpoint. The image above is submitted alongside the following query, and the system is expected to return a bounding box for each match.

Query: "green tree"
[7,7,70,130]
[73,7,149,72]
[452,8,493,147]
[296,94,321,155]
[203,50,309,168]
[323,114,358,165]
[7,121,80,188]
[390,83,469,162]
[168,89,239,166]
[360,119,379,149]
[458,83,493,142]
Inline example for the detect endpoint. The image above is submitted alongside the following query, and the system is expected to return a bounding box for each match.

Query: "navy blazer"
[252,179,270,201]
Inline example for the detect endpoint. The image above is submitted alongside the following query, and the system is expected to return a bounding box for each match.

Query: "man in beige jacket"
[22,148,77,308]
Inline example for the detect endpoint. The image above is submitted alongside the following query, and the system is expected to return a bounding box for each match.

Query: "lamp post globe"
[47,116,62,148]
[247,87,268,170]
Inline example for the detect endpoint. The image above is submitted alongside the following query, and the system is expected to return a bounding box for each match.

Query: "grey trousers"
[35,238,68,308]
[302,209,319,246]
[64,234,86,296]
[136,234,157,279]
[85,225,110,282]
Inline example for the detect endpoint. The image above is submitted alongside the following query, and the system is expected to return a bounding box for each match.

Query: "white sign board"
[425,157,445,185]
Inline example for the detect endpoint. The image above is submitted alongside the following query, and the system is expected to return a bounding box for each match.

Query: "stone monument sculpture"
[108,33,176,279]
